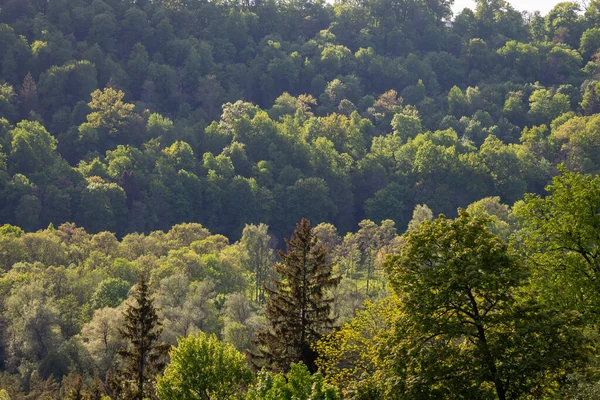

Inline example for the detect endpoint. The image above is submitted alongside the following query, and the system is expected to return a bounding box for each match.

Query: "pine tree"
[18,72,38,118]
[251,218,340,373]
[582,82,600,115]
[110,273,169,400]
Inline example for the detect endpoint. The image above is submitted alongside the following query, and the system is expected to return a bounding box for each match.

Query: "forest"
[1,0,600,397]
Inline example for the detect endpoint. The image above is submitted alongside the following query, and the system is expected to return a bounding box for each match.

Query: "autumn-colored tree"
[18,72,38,118]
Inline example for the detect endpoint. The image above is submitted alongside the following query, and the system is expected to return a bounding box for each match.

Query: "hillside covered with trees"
[2,0,600,398]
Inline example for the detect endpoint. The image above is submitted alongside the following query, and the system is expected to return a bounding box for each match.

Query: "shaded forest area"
[3,0,600,398]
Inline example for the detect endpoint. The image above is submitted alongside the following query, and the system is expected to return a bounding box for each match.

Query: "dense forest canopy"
[2,0,600,398]
[1,0,599,240]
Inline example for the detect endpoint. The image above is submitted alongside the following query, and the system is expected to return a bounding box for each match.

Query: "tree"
[8,120,57,176]
[580,27,600,59]
[245,362,340,400]
[18,72,38,118]
[156,277,222,344]
[581,81,600,116]
[81,306,127,376]
[127,43,149,98]
[5,280,62,365]
[240,223,273,304]
[546,1,584,48]
[315,296,400,399]
[365,182,408,229]
[383,209,587,399]
[91,278,131,309]
[515,167,600,317]
[111,273,170,400]
[155,333,252,400]
[551,114,600,172]
[478,135,526,204]
[466,196,512,239]
[391,107,422,142]
[84,87,135,136]
[497,40,540,80]
[78,177,128,235]
[448,85,468,118]
[251,218,340,373]
[528,89,570,125]
[405,203,433,232]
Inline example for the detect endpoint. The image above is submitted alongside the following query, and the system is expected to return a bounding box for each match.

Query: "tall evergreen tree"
[110,273,169,400]
[251,218,340,373]
[18,72,38,118]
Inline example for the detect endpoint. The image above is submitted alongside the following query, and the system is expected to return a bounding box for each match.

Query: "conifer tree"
[251,218,340,373]
[110,273,169,400]
[19,72,38,118]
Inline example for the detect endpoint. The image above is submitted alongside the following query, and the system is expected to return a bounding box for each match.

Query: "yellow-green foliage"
[315,296,401,398]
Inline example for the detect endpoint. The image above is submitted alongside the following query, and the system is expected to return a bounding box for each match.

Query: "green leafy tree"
[383,209,587,399]
[81,306,127,375]
[546,1,584,48]
[245,362,339,400]
[315,297,400,399]
[5,280,62,365]
[515,167,600,316]
[580,27,600,60]
[91,278,131,309]
[8,120,57,176]
[240,223,273,304]
[552,114,600,172]
[448,85,468,118]
[365,182,408,229]
[405,203,433,233]
[83,87,136,136]
[156,332,252,400]
[391,107,422,142]
[528,89,570,125]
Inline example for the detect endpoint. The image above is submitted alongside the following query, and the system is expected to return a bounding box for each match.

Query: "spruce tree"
[19,72,38,118]
[110,273,169,400]
[252,218,340,373]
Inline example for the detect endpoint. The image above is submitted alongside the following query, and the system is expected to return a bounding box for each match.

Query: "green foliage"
[91,278,130,309]
[111,273,170,399]
[0,0,590,242]
[0,0,600,397]
[240,223,273,304]
[315,297,400,398]
[85,87,135,136]
[245,362,339,400]
[383,209,588,399]
[406,203,433,232]
[252,219,340,373]
[515,167,600,316]
[156,332,252,400]
[8,120,57,176]
[580,28,600,59]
